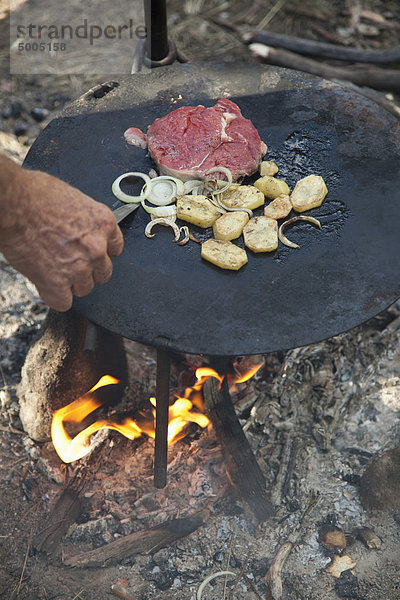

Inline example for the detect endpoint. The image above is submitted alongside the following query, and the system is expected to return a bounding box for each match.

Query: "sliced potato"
[254,176,290,200]
[201,239,248,270]
[176,195,221,228]
[290,175,328,212]
[243,216,278,253]
[213,211,249,241]
[220,185,264,210]
[264,194,292,220]
[259,160,279,177]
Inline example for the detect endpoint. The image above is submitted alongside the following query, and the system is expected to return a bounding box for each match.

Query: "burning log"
[63,511,207,568]
[202,365,274,521]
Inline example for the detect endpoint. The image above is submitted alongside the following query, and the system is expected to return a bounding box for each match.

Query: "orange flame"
[51,376,143,463]
[51,362,263,464]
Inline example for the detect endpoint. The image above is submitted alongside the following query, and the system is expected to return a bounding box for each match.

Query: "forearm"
[0,153,29,239]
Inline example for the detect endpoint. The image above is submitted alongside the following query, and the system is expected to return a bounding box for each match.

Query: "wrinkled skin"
[0,163,124,311]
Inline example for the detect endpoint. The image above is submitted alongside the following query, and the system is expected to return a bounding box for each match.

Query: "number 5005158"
[18,42,66,51]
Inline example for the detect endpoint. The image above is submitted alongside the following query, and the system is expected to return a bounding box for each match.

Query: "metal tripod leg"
[154,348,171,488]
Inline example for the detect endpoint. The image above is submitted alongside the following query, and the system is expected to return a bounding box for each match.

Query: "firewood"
[249,44,400,92]
[202,373,274,521]
[245,30,400,64]
[33,431,108,554]
[33,486,82,554]
[63,511,206,568]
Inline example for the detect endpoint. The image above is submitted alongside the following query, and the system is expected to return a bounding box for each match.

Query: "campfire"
[51,365,263,464]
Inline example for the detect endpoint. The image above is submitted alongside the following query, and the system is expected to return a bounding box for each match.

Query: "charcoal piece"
[13,121,28,136]
[18,310,128,441]
[335,571,360,599]
[31,107,49,122]
[2,101,23,118]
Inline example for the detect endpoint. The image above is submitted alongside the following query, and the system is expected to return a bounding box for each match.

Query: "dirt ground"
[1,1,400,599]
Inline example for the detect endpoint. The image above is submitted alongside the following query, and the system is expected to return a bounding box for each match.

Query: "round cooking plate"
[24,63,400,355]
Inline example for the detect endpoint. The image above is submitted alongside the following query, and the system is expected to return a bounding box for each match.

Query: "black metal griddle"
[24,63,400,357]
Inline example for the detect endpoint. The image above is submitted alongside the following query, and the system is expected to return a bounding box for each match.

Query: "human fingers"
[92,253,113,285]
[37,284,73,312]
[71,271,95,297]
[107,222,124,257]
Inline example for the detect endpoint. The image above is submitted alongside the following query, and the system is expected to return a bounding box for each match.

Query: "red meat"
[147,98,267,182]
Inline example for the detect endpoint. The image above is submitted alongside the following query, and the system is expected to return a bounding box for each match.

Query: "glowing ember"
[51,362,263,464]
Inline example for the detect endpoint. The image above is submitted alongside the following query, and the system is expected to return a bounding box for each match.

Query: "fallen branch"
[202,374,274,521]
[63,511,206,568]
[250,44,400,92]
[245,30,400,64]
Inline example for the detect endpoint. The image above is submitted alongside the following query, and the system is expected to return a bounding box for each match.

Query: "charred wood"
[33,486,82,554]
[33,431,108,554]
[245,30,400,64]
[63,511,206,568]
[202,372,274,521]
[249,44,400,93]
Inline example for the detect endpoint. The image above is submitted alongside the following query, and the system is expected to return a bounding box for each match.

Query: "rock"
[18,310,128,441]
[2,101,23,119]
[359,445,400,511]
[13,121,29,136]
[30,107,49,122]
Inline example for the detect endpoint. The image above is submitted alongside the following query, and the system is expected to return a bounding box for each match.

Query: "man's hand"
[0,161,124,311]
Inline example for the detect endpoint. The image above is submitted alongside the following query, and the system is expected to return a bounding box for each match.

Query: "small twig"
[0,363,7,387]
[270,433,293,505]
[223,535,235,599]
[71,589,86,600]
[0,424,25,435]
[16,528,33,596]
[264,541,293,600]
[309,23,350,46]
[258,0,288,30]
[6,456,27,468]
[228,557,249,600]
[264,493,320,599]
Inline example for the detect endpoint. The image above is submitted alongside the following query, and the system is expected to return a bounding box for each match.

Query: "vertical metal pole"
[154,348,171,488]
[144,0,169,62]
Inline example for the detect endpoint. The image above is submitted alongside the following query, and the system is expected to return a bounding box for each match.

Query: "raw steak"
[147,98,267,182]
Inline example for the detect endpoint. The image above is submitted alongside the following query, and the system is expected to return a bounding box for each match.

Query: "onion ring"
[177,226,190,245]
[142,176,185,206]
[204,166,233,197]
[141,200,177,218]
[145,217,181,240]
[197,571,236,600]
[279,216,322,249]
[112,172,152,203]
